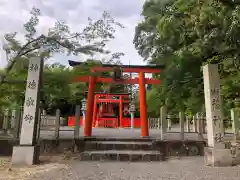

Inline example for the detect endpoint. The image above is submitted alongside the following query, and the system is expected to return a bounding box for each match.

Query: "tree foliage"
[134,0,240,116]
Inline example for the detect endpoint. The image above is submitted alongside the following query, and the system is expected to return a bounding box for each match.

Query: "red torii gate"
[69,60,163,137]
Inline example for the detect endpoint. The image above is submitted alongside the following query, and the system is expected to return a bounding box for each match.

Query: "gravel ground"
[2,157,239,180]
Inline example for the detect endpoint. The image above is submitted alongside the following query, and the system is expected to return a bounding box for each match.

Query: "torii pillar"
[84,76,96,137]
[139,72,149,137]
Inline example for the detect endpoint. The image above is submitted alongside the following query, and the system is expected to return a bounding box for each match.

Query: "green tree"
[134,0,240,117]
[0,7,125,113]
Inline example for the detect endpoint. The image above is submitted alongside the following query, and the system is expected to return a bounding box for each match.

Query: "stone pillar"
[42,110,47,126]
[82,111,86,127]
[12,56,43,165]
[196,113,199,132]
[231,109,240,141]
[179,112,184,140]
[74,105,81,140]
[202,114,206,134]
[55,109,61,140]
[130,112,134,129]
[11,109,16,129]
[186,116,190,132]
[13,109,21,139]
[203,64,232,167]
[167,115,172,131]
[196,113,204,140]
[160,106,167,140]
[3,109,9,133]
[192,115,197,132]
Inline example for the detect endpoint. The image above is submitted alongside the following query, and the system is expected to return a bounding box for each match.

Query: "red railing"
[68,116,141,128]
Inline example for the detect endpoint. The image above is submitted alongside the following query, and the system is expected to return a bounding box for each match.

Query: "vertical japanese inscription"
[203,64,224,147]
[19,57,43,145]
[214,133,224,143]
[28,80,37,90]
[29,63,39,72]
[211,88,220,110]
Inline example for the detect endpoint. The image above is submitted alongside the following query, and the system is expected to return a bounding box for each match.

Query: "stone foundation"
[78,150,165,161]
[11,145,40,165]
[204,146,240,167]
[0,138,206,162]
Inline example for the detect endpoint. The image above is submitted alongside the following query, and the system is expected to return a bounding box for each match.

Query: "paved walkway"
[1,157,240,180]
[40,127,235,141]
[0,126,234,141]
[40,127,206,140]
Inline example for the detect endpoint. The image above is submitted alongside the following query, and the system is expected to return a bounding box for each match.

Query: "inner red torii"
[69,60,163,137]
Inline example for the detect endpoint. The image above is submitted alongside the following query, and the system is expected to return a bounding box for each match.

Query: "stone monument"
[203,64,240,166]
[11,56,43,165]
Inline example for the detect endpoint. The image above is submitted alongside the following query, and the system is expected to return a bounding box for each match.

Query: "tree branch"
[0,35,44,84]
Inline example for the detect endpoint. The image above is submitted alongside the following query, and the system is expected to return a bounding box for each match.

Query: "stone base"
[204,147,238,167]
[11,145,40,165]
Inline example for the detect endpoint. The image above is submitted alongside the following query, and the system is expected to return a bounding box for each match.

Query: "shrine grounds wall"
[0,138,206,157]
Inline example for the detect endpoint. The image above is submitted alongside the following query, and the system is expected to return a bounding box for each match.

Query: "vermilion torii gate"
[69,60,163,137]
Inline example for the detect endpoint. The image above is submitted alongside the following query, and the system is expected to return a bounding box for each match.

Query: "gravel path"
[4,157,238,180]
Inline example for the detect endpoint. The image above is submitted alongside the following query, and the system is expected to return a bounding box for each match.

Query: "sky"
[0,0,145,68]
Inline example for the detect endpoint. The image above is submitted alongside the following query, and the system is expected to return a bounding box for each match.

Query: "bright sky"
[0,0,145,68]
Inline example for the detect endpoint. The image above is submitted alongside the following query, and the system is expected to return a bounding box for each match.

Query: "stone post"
[11,109,16,129]
[148,118,150,129]
[82,111,86,127]
[167,115,172,131]
[186,116,190,132]
[196,113,204,140]
[13,109,21,139]
[196,113,199,132]
[12,56,43,165]
[42,110,47,126]
[160,106,167,140]
[3,108,9,133]
[192,115,197,132]
[55,109,61,141]
[203,64,232,167]
[130,112,134,129]
[74,105,81,140]
[231,108,240,141]
[202,115,206,134]
[179,112,184,140]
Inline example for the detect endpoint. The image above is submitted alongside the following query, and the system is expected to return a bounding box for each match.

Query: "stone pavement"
[0,126,234,141]
[2,157,240,180]
[39,127,205,140]
[38,127,234,141]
